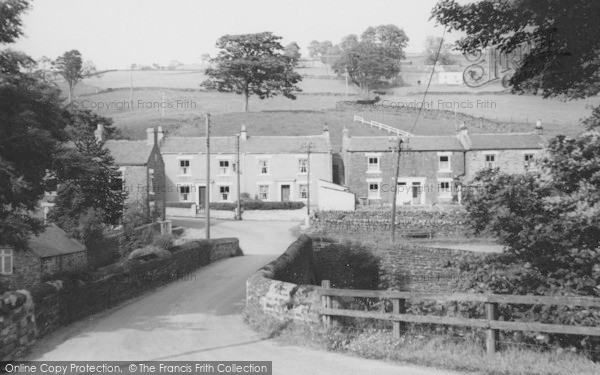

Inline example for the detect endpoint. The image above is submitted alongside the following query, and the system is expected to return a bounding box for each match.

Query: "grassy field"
[54,68,597,145]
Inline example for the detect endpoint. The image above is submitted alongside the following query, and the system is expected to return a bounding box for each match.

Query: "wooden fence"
[319,280,600,354]
[353,115,413,137]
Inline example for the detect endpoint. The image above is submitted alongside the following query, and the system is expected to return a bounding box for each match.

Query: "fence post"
[392,298,406,339]
[485,302,498,354]
[321,280,331,328]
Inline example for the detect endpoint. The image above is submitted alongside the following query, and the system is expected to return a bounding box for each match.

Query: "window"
[258,159,269,174]
[180,159,190,175]
[219,160,231,175]
[524,153,534,168]
[439,155,451,171]
[367,156,380,173]
[439,181,452,199]
[219,186,230,201]
[259,185,270,200]
[0,247,13,275]
[299,184,308,199]
[179,186,190,202]
[298,158,308,174]
[368,182,380,199]
[485,154,496,169]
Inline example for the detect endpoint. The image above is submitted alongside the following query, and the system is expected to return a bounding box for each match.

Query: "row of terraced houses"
[94,119,545,218]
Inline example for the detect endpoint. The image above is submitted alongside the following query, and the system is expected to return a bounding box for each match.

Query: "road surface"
[26,220,463,375]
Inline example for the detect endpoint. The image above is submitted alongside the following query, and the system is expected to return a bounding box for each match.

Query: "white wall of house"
[317,179,355,211]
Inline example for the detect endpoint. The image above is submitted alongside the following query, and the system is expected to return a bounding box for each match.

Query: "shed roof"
[28,224,86,258]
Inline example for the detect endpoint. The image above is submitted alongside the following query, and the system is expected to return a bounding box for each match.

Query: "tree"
[284,42,301,62]
[0,0,71,247]
[65,108,119,140]
[307,40,333,57]
[332,25,408,94]
[52,50,82,104]
[201,32,302,112]
[423,36,456,65]
[431,0,600,99]
[49,136,127,235]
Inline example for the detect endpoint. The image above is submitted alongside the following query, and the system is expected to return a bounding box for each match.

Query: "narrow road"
[26,220,463,375]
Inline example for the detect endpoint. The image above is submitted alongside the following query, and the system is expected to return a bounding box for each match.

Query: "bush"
[209,201,305,211]
[128,245,172,261]
[165,202,193,208]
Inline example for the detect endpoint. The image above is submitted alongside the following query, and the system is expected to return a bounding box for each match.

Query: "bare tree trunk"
[243,92,249,112]
[68,82,73,105]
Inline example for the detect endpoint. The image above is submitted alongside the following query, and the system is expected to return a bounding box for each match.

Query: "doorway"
[281,184,291,202]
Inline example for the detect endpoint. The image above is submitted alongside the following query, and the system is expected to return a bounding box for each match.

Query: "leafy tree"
[49,136,127,234]
[333,25,408,93]
[307,40,333,57]
[201,32,302,112]
[65,108,119,140]
[423,36,456,65]
[284,42,301,62]
[53,50,100,104]
[0,0,70,247]
[431,0,600,99]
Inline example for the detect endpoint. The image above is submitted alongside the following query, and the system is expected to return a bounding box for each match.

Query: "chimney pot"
[240,124,247,141]
[535,119,543,135]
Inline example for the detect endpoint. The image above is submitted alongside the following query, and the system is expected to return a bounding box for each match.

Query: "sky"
[13,0,467,70]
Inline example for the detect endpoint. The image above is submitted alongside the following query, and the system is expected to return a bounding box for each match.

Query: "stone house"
[342,129,465,205]
[0,224,88,290]
[160,125,332,210]
[341,123,545,206]
[98,126,166,221]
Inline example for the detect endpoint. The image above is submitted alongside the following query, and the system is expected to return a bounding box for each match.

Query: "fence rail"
[319,281,600,354]
[353,115,413,137]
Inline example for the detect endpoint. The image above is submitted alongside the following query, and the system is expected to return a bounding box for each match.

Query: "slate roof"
[104,140,154,165]
[468,133,544,150]
[160,135,330,154]
[345,136,464,152]
[28,224,86,258]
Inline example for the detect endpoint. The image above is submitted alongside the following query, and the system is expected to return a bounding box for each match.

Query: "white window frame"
[258,159,270,175]
[219,185,231,202]
[0,247,13,275]
[148,168,155,196]
[298,183,308,199]
[438,152,452,172]
[258,184,270,201]
[366,178,382,199]
[218,159,231,176]
[298,158,308,174]
[438,178,453,200]
[179,185,191,202]
[366,153,381,174]
[179,159,191,176]
[484,152,498,169]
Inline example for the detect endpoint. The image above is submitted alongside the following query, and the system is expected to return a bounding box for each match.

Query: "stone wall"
[0,251,41,291]
[311,206,471,238]
[246,235,321,323]
[246,234,474,324]
[312,236,480,292]
[1,238,240,360]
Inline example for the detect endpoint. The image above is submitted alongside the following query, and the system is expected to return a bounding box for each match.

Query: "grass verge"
[244,307,600,375]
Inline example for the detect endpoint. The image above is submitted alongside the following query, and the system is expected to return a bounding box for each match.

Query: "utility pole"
[205,114,211,239]
[389,137,404,243]
[235,132,242,220]
[162,91,165,118]
[301,141,315,215]
[345,66,349,100]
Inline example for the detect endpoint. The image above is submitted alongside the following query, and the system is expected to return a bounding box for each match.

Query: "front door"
[281,185,291,202]
[412,182,422,205]
[198,186,206,213]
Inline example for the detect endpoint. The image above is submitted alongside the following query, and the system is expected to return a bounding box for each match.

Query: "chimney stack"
[240,124,247,141]
[94,124,104,143]
[456,122,471,150]
[535,119,543,135]
[323,124,330,139]
[157,126,164,144]
[146,128,155,145]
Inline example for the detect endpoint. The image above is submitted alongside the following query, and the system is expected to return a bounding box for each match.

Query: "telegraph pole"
[205,114,211,239]
[129,65,134,112]
[301,141,315,215]
[235,132,242,220]
[389,137,403,243]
